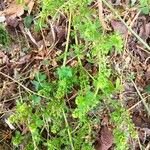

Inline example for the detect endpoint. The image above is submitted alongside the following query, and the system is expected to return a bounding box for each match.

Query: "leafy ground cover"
[0,0,150,150]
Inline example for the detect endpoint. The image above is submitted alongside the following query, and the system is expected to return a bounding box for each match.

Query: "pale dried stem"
[97,0,108,31]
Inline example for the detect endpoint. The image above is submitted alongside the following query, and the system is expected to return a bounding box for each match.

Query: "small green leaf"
[24,16,33,28]
[145,85,150,93]
[141,7,149,14]
[32,95,41,105]
[12,131,23,146]
[57,66,73,79]
[35,72,47,82]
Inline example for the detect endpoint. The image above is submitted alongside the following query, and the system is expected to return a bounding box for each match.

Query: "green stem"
[62,109,74,150]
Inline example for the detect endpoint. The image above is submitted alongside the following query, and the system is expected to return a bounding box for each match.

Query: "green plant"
[110,100,137,150]
[9,0,138,149]
[139,0,150,14]
[0,25,10,48]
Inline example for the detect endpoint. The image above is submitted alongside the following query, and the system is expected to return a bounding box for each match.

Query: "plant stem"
[0,71,52,100]
[63,10,72,67]
[62,109,74,150]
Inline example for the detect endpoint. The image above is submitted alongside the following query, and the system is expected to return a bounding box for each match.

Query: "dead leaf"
[16,54,31,65]
[0,51,5,57]
[132,112,150,128]
[2,0,32,20]
[109,0,121,5]
[145,64,150,81]
[37,40,45,50]
[25,28,38,47]
[70,60,78,67]
[4,119,15,130]
[0,52,9,64]
[135,75,146,87]
[3,55,9,64]
[6,17,19,27]
[96,126,113,150]
[52,59,58,67]
[3,3,24,18]
[97,0,109,30]
[111,20,127,36]
[139,23,150,41]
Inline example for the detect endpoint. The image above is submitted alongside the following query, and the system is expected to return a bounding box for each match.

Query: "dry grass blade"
[97,0,108,31]
[63,10,72,67]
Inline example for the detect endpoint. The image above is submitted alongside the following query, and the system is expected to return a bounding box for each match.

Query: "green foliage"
[56,66,76,99]
[24,16,33,28]
[16,0,24,4]
[144,84,150,93]
[35,0,64,30]
[139,0,150,14]
[12,131,24,147]
[0,25,10,48]
[10,0,137,149]
[110,101,138,150]
[73,91,99,120]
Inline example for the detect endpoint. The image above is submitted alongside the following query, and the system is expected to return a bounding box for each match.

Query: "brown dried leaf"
[111,20,127,36]
[96,126,113,150]
[37,40,45,50]
[3,55,9,64]
[25,28,38,47]
[3,3,24,18]
[51,59,58,67]
[145,64,150,81]
[6,17,19,27]
[132,112,150,128]
[16,54,31,65]
[2,0,32,19]
[139,23,150,41]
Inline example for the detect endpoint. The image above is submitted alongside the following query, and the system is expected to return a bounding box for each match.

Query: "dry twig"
[97,0,108,31]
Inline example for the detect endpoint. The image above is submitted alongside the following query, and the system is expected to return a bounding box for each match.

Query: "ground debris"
[111,20,127,36]
[96,126,113,150]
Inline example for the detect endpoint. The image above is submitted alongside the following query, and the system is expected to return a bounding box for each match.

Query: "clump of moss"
[0,25,10,47]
